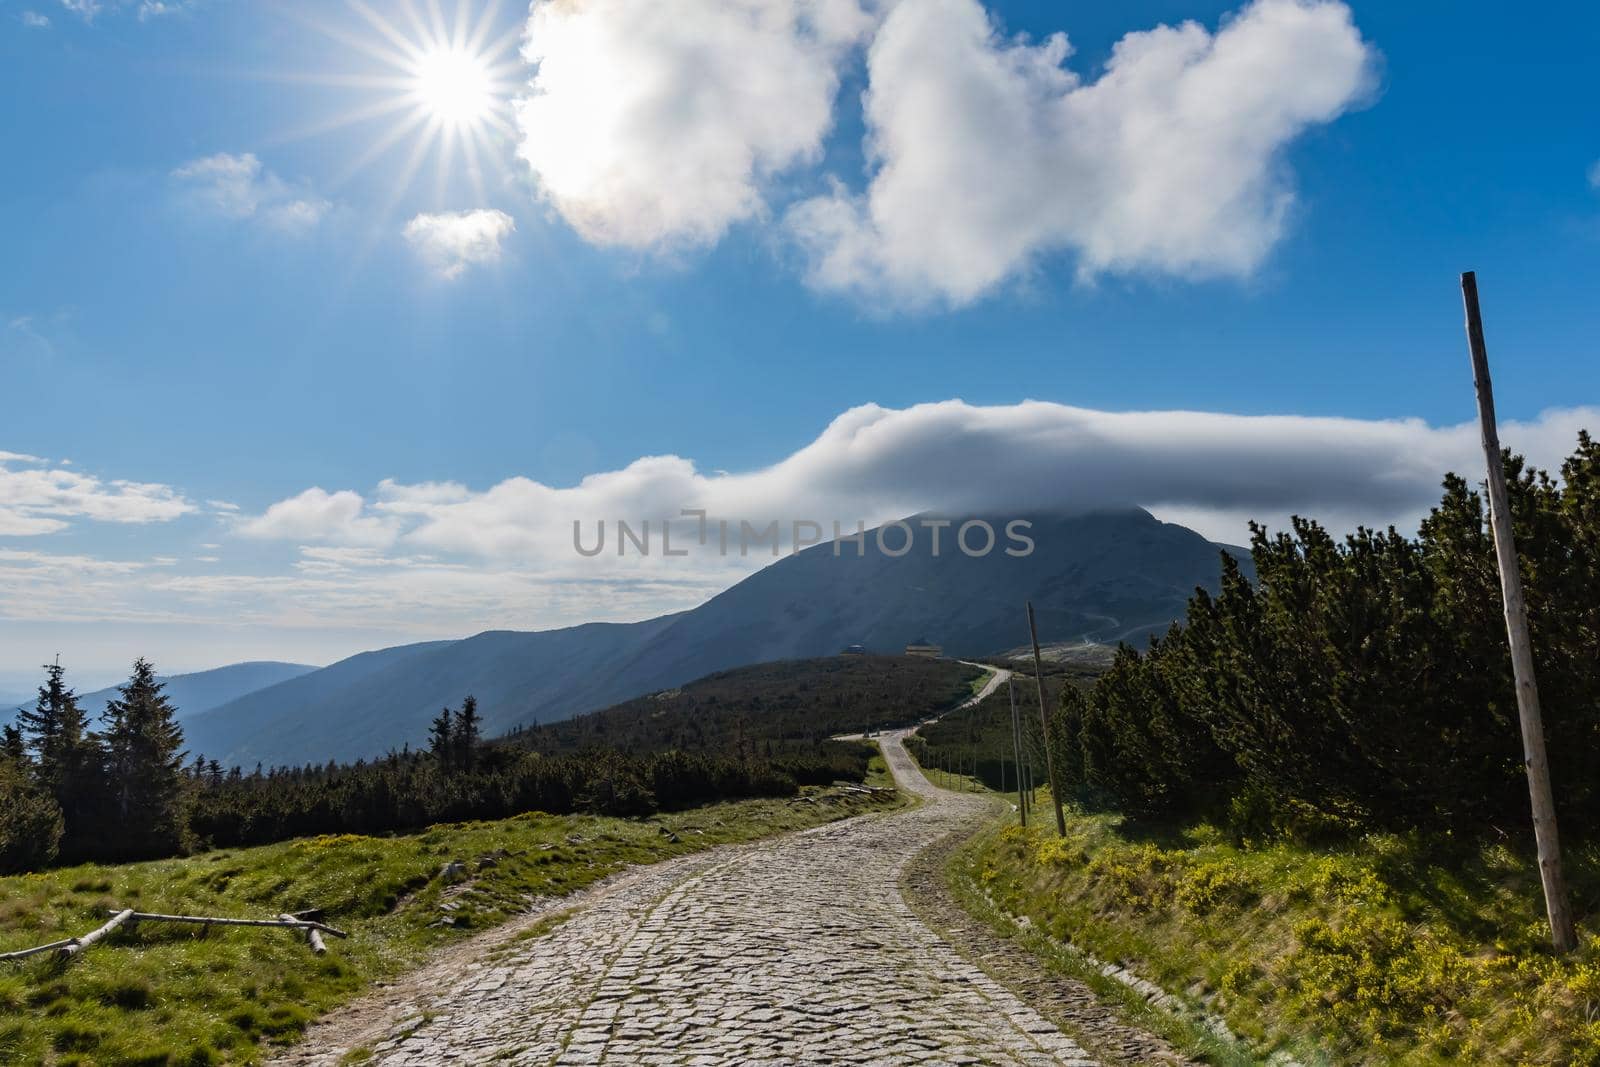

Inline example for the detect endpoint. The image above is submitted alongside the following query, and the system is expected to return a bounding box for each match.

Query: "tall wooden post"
[1007,674,1027,826]
[1027,602,1067,836]
[1461,270,1578,954]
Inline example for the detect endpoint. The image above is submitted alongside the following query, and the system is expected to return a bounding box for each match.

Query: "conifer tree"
[453,695,481,771]
[16,660,103,857]
[0,748,62,873]
[428,707,455,765]
[100,658,189,859]
[1,723,24,764]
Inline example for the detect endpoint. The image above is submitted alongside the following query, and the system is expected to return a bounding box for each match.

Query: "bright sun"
[290,1,522,202]
[412,47,494,128]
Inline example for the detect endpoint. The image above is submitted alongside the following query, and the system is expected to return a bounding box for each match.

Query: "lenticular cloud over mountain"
[238,399,1600,563]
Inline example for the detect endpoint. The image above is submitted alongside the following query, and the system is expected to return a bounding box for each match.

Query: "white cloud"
[235,488,400,548]
[1588,159,1600,190]
[59,0,100,20]
[21,11,51,27]
[52,0,194,24]
[0,452,195,536]
[403,210,517,279]
[171,153,330,234]
[512,0,1372,307]
[234,400,1600,567]
[10,400,1598,665]
[0,514,70,537]
[788,0,1375,307]
[515,0,878,249]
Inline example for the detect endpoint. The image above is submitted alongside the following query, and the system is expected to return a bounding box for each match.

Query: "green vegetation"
[1046,434,1600,837]
[962,812,1600,1064]
[5,657,953,873]
[911,435,1600,1062]
[0,784,900,1065]
[4,659,186,869]
[0,654,956,1063]
[520,655,982,754]
[938,829,1255,1067]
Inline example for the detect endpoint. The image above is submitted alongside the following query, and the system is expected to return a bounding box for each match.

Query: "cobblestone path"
[278,728,1098,1066]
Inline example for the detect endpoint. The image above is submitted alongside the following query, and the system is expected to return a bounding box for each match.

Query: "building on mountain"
[840,644,867,656]
[904,641,942,659]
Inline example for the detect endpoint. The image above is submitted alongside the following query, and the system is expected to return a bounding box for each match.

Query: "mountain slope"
[522,656,984,755]
[182,639,457,765]
[196,509,1244,768]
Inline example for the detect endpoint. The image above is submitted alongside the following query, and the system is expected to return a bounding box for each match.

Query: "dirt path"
[276,728,1098,1065]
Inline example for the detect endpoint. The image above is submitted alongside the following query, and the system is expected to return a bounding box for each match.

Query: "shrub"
[0,763,64,874]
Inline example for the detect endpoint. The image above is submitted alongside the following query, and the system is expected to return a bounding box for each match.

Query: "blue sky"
[1,0,1597,687]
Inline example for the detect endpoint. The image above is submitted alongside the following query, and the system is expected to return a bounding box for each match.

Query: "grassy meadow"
[0,776,901,1066]
[951,805,1600,1065]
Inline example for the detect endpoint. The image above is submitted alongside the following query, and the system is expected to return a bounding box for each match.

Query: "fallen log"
[58,908,136,961]
[0,938,77,963]
[107,910,349,939]
[280,914,327,956]
[3,907,346,966]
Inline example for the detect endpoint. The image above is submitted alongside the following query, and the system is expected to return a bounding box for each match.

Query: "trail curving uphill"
[278,726,1096,1066]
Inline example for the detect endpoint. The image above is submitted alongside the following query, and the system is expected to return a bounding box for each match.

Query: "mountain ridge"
[186,509,1247,768]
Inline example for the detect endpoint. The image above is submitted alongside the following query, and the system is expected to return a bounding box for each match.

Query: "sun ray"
[460,125,488,208]
[255,1,521,210]
[258,93,419,153]
[341,0,429,68]
[328,109,433,192]
[465,0,503,57]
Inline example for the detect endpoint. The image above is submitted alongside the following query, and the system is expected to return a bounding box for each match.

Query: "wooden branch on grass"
[3,907,345,967]
[0,938,78,963]
[280,914,327,956]
[107,910,349,939]
[58,908,136,962]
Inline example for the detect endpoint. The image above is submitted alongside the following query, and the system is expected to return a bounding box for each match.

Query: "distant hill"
[521,656,985,755]
[189,509,1247,769]
[3,661,317,728]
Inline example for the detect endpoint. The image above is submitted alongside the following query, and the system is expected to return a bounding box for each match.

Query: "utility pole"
[1461,270,1577,953]
[1027,602,1067,836]
[1007,674,1027,826]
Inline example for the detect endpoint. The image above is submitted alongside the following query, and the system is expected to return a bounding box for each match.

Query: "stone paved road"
[279,725,1098,1066]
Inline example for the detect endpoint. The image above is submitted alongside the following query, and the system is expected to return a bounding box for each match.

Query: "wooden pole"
[1027,602,1067,836]
[108,910,349,939]
[58,908,135,961]
[0,939,77,963]
[280,914,327,956]
[1007,674,1027,827]
[1461,270,1578,954]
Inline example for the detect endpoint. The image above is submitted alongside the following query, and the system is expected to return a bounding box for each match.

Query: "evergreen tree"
[428,707,455,765]
[0,751,62,873]
[100,658,190,860]
[16,660,103,858]
[453,696,482,771]
[1,723,24,763]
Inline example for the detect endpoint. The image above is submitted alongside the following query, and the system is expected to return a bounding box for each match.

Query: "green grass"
[963,668,994,701]
[942,827,1255,1066]
[965,803,1600,1065]
[0,785,901,1065]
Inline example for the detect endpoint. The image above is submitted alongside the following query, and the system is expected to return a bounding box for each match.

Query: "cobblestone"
[277,730,1099,1066]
